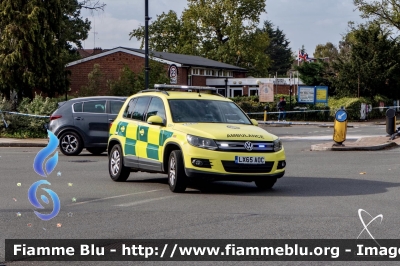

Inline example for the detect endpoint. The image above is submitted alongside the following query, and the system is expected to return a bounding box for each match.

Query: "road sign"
[335,110,347,122]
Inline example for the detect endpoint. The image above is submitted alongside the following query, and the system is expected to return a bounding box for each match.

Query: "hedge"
[232,95,390,121]
[0,94,59,138]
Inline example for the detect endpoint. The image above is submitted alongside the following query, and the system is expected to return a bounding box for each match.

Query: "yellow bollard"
[333,109,348,145]
[264,111,267,122]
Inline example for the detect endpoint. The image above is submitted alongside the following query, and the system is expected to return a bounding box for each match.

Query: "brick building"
[66,47,247,95]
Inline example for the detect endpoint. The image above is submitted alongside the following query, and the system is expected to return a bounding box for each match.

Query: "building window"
[191,69,200,75]
[216,70,234,77]
[233,90,242,97]
[217,89,226,96]
[249,89,259,96]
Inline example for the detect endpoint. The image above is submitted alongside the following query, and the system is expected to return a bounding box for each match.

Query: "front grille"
[221,161,274,173]
[215,140,274,152]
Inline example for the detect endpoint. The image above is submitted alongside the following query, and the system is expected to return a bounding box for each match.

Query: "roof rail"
[154,84,217,91]
[139,89,169,96]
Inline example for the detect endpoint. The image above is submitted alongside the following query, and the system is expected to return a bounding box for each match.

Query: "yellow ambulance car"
[107,85,286,192]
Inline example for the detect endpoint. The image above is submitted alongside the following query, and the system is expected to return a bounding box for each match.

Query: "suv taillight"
[50,115,62,121]
[109,122,113,129]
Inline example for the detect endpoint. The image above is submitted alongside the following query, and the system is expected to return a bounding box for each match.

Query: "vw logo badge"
[244,141,253,151]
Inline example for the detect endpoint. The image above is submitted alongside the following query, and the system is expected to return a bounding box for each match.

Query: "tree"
[296,61,332,88]
[130,11,187,54]
[0,0,104,99]
[313,42,339,61]
[130,0,270,77]
[260,21,293,76]
[107,59,169,97]
[332,22,400,98]
[78,64,103,97]
[354,0,400,31]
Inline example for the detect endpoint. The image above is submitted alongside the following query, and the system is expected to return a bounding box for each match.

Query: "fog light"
[192,159,203,167]
[277,160,286,169]
[191,158,212,168]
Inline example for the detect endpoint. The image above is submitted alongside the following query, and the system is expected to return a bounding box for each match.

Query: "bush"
[329,96,389,121]
[0,93,58,138]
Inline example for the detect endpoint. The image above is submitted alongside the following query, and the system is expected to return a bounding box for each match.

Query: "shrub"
[0,93,58,138]
[78,64,103,97]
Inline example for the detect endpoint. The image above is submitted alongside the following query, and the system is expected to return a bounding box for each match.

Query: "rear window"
[110,101,124,114]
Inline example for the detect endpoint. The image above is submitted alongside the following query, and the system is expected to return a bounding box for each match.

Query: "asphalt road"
[1,124,400,266]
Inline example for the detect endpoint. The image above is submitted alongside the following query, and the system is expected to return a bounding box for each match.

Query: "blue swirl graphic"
[33,130,59,177]
[28,180,60,221]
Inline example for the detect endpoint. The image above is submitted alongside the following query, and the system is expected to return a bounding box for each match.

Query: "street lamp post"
[289,71,292,111]
[145,0,150,90]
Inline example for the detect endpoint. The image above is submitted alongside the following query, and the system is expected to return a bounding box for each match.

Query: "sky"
[81,0,364,57]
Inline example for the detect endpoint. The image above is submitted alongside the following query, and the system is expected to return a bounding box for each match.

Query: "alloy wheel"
[110,149,120,176]
[169,156,176,186]
[61,134,78,153]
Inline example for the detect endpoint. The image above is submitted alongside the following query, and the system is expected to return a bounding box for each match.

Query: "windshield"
[168,99,251,124]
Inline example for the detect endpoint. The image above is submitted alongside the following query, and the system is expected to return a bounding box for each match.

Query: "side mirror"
[251,119,258,126]
[147,115,165,126]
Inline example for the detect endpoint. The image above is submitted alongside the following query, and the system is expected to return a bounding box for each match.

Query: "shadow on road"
[124,175,400,197]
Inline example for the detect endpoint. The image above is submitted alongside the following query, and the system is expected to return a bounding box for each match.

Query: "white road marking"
[280,135,383,140]
[69,189,164,206]
[115,195,175,207]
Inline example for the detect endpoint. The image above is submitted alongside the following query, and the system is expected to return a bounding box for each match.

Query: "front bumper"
[182,145,286,178]
[185,169,285,181]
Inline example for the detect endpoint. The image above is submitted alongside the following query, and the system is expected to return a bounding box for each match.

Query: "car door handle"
[108,119,114,122]
[74,117,83,120]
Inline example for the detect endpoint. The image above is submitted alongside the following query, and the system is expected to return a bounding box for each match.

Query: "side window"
[110,100,124,115]
[146,97,166,121]
[73,102,83,112]
[131,97,151,121]
[83,101,106,113]
[123,98,137,119]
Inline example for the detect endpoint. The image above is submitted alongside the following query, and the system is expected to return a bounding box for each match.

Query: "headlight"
[273,138,282,152]
[186,135,217,150]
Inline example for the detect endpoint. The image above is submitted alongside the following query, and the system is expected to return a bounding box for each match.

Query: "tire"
[86,147,107,155]
[59,131,83,156]
[168,150,187,193]
[255,178,277,190]
[108,144,130,182]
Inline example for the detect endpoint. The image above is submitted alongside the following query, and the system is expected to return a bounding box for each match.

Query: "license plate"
[235,156,265,164]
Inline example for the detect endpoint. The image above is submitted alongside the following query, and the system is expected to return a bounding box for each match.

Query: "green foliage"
[107,60,169,96]
[0,93,57,138]
[134,59,170,90]
[130,0,270,77]
[0,0,93,98]
[108,66,138,96]
[332,22,400,99]
[295,61,333,91]
[354,0,400,31]
[313,42,339,60]
[328,96,388,120]
[260,21,293,76]
[78,64,103,97]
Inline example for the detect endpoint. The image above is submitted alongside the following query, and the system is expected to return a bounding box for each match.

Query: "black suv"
[47,96,127,156]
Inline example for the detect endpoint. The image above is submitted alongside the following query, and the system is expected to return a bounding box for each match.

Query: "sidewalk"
[310,136,400,151]
[0,138,47,147]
